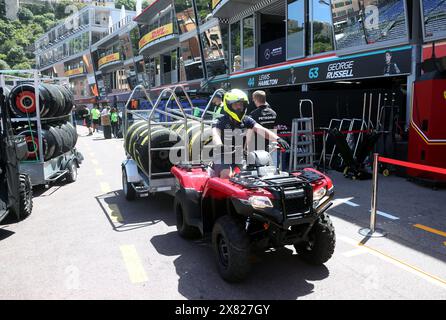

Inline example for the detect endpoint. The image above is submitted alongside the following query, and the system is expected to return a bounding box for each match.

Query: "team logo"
[444,90,446,100]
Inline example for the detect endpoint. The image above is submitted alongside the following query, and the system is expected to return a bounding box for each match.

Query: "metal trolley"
[0,69,83,186]
[121,85,198,197]
[121,86,226,198]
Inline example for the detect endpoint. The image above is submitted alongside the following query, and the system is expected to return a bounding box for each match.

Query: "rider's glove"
[277,138,290,151]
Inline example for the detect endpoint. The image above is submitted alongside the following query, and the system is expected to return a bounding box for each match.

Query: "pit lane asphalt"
[0,125,445,299]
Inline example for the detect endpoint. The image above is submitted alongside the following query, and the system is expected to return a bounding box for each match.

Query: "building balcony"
[98,53,123,71]
[138,23,179,57]
[64,67,86,78]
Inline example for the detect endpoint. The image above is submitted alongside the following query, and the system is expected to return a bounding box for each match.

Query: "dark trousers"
[111,122,119,138]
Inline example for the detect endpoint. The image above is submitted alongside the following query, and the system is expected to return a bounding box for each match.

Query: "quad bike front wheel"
[295,213,336,265]
[212,215,251,283]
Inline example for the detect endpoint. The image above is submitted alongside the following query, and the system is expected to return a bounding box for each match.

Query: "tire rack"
[123,85,193,194]
[0,70,80,186]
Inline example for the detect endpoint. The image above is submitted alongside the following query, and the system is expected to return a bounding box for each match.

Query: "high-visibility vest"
[111,112,118,123]
[91,108,100,120]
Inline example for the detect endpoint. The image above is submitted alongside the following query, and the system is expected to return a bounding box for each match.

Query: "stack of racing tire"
[125,120,214,175]
[6,83,78,161]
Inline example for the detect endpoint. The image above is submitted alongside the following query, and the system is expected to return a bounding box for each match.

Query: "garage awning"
[134,0,173,24]
[213,0,282,21]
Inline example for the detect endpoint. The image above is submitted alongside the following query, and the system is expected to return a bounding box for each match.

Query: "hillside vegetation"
[0,0,88,70]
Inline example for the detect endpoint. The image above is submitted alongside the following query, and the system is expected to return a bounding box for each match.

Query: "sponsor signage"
[98,53,121,68]
[212,0,222,9]
[229,47,412,89]
[258,38,286,67]
[65,67,84,77]
[139,23,174,50]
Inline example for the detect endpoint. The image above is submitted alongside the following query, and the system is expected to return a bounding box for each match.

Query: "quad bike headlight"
[249,196,273,209]
[313,187,327,202]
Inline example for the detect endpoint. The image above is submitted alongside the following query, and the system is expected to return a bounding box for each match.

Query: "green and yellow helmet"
[223,89,249,123]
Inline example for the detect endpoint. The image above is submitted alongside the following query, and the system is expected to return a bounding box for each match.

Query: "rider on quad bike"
[172,89,335,283]
[211,89,289,177]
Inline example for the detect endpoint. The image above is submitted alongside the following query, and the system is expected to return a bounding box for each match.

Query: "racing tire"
[66,161,78,183]
[174,196,200,239]
[212,215,251,283]
[122,168,136,201]
[48,125,63,157]
[17,174,33,220]
[295,213,336,265]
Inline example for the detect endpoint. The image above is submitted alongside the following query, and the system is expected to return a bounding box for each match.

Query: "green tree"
[12,61,32,70]
[0,19,15,43]
[7,46,27,66]
[33,15,54,31]
[142,0,151,9]
[17,7,34,23]
[0,59,10,70]
[115,0,136,11]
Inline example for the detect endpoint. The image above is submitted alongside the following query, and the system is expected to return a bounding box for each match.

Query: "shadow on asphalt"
[0,227,14,241]
[326,170,446,264]
[150,231,329,300]
[32,183,66,197]
[95,189,176,232]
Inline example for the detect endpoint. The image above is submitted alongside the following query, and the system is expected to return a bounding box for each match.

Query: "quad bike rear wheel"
[295,213,335,265]
[212,215,251,282]
[174,196,200,239]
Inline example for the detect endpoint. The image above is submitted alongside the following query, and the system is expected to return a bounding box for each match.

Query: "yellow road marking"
[414,224,446,238]
[120,245,148,284]
[357,242,446,287]
[106,203,123,223]
[337,235,446,289]
[100,182,111,193]
[95,168,104,176]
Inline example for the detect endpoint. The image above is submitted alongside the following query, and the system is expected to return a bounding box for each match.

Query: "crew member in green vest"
[91,105,101,133]
[110,107,119,138]
[211,91,224,120]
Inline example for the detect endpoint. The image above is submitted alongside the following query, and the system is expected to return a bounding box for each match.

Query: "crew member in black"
[249,90,278,153]
[212,89,289,178]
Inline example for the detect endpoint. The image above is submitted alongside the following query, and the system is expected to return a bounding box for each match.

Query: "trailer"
[0,70,83,187]
[121,85,222,199]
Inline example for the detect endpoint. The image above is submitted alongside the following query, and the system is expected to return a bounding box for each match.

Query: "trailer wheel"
[174,196,200,239]
[18,174,33,220]
[295,214,336,265]
[66,161,78,183]
[122,168,136,201]
[212,215,251,282]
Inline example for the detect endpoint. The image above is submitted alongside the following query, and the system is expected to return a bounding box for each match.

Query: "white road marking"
[342,248,368,257]
[374,210,400,220]
[331,197,361,209]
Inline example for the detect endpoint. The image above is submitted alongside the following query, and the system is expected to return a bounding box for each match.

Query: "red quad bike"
[172,149,335,282]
